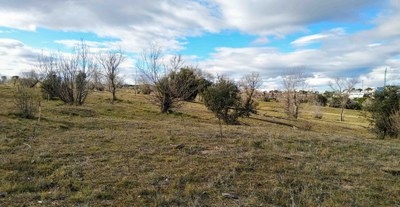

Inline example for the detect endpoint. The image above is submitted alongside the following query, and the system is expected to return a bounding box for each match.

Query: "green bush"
[315,94,328,106]
[41,71,61,100]
[368,86,400,138]
[346,99,362,110]
[328,97,341,108]
[203,77,242,125]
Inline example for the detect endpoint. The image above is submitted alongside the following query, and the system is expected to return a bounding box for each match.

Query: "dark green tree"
[203,77,243,136]
[315,94,328,106]
[41,71,61,100]
[368,86,400,138]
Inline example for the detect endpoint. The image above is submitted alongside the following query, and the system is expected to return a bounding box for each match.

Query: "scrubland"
[1,85,399,206]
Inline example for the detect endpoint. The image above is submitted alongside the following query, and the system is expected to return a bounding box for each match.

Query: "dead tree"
[329,77,359,121]
[282,70,307,119]
[20,70,41,88]
[239,72,262,116]
[97,49,125,103]
[90,67,104,91]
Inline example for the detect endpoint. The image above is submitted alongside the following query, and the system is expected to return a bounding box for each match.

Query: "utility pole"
[384,67,387,87]
[361,80,364,92]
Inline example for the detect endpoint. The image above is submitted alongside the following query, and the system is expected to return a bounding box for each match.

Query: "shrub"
[41,71,61,100]
[355,97,367,106]
[346,99,362,110]
[203,77,242,125]
[368,86,400,138]
[315,94,328,106]
[173,68,201,101]
[389,110,400,138]
[14,87,40,119]
[312,105,323,119]
[38,41,93,105]
[328,97,341,108]
[139,84,152,95]
[299,120,312,131]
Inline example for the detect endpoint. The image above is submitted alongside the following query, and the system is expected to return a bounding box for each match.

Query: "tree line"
[3,42,399,138]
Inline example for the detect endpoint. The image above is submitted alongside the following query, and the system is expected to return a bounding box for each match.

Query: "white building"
[348,91,365,99]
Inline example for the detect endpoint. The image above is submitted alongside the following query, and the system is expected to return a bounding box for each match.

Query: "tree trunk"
[111,79,116,104]
[160,96,169,113]
[293,93,299,119]
[340,107,345,121]
[112,87,116,104]
[218,118,223,137]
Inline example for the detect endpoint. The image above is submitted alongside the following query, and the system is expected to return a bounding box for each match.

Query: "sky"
[0,0,400,91]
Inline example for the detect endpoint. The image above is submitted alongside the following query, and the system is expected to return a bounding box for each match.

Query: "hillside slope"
[1,85,399,206]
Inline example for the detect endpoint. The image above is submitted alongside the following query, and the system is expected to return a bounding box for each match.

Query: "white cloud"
[291,28,346,47]
[251,37,270,45]
[0,38,41,76]
[212,0,377,36]
[0,0,222,53]
[200,32,400,90]
[291,34,330,47]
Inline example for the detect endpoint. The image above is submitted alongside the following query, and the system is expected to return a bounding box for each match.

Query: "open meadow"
[1,85,399,206]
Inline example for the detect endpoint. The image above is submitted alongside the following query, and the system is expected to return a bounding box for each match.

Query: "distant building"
[348,90,365,99]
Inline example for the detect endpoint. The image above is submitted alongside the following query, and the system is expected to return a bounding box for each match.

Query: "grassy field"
[1,85,399,206]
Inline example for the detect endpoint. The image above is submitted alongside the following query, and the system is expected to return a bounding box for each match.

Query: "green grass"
[1,85,400,206]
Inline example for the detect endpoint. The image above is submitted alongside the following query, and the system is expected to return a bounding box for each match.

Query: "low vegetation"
[1,84,400,206]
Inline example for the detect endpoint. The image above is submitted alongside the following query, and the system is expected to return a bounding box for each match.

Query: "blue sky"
[0,0,399,90]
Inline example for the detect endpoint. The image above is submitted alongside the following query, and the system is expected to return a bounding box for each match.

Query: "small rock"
[0,192,7,197]
[38,201,43,204]
[222,193,239,199]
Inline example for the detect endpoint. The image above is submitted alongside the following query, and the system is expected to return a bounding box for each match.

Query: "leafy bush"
[328,97,341,108]
[173,68,200,101]
[41,71,61,100]
[368,86,400,138]
[315,94,328,106]
[203,77,242,125]
[346,99,362,110]
[389,110,400,137]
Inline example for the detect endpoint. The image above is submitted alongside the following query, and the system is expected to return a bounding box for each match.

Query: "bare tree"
[20,70,41,88]
[97,49,125,103]
[37,53,61,100]
[137,45,200,113]
[37,52,58,74]
[329,77,359,121]
[282,70,307,119]
[39,41,95,105]
[239,72,262,116]
[90,67,104,91]
[14,86,39,119]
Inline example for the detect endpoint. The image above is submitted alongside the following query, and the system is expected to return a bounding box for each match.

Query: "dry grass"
[1,85,400,206]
